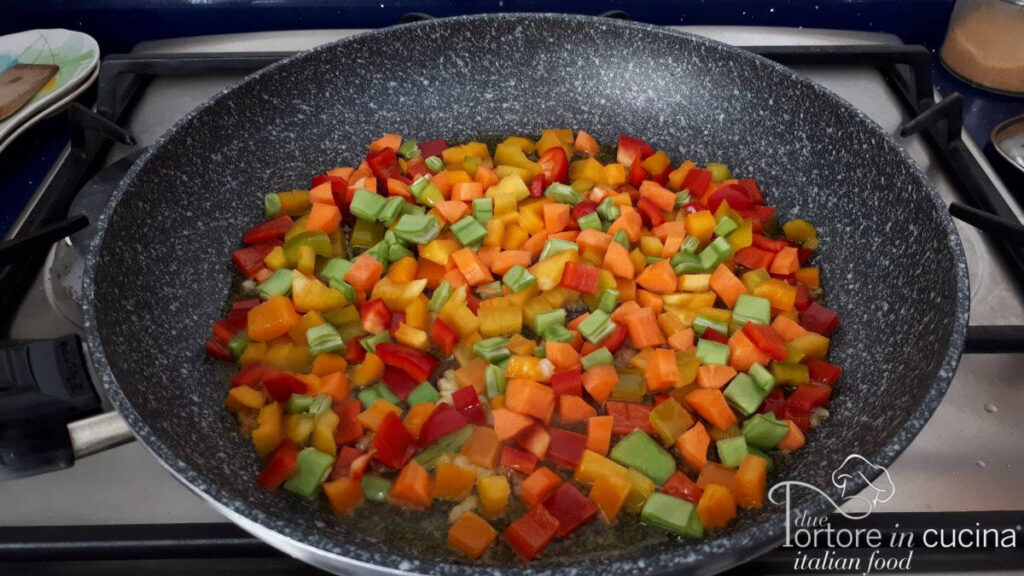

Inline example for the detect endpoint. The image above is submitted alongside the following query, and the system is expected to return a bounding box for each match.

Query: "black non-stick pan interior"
[84,13,968,575]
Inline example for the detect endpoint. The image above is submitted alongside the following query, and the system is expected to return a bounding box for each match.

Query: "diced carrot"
[558,394,598,425]
[668,328,695,352]
[684,389,737,430]
[388,460,433,509]
[344,253,383,292]
[451,247,493,286]
[651,221,687,240]
[474,165,499,189]
[435,200,469,224]
[448,511,497,560]
[369,133,401,152]
[661,234,683,258]
[415,258,447,289]
[771,315,807,341]
[608,208,642,243]
[357,399,402,432]
[696,483,737,529]
[776,419,806,452]
[522,467,563,508]
[312,353,347,376]
[432,463,477,501]
[567,312,589,331]
[455,358,489,394]
[323,477,364,514]
[582,365,618,405]
[676,422,710,470]
[696,461,736,490]
[308,181,335,205]
[443,267,468,289]
[318,371,350,402]
[636,289,664,314]
[577,228,612,255]
[795,266,820,288]
[696,364,738,389]
[769,247,799,276]
[602,240,634,279]
[459,426,502,468]
[732,454,767,509]
[387,177,411,198]
[545,341,581,372]
[589,473,632,523]
[586,415,614,456]
[387,256,418,284]
[452,181,484,201]
[521,230,549,260]
[610,300,641,322]
[247,296,300,341]
[574,130,599,156]
[327,166,354,179]
[493,408,536,441]
[645,348,681,391]
[431,170,467,197]
[709,264,747,308]
[402,402,436,438]
[615,277,637,301]
[728,329,770,372]
[476,245,501,271]
[636,259,677,294]
[544,203,571,236]
[621,307,665,349]
[505,378,556,424]
[490,250,532,276]
[639,181,677,211]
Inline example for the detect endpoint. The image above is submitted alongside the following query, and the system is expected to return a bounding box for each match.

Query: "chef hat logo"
[831,454,895,512]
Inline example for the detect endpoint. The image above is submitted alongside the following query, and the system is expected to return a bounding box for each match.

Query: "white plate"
[0,62,99,155]
[0,29,100,147]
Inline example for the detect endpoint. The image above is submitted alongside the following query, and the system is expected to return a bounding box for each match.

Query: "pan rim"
[82,12,969,576]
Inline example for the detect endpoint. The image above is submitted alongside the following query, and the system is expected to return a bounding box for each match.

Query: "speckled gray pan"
[82,13,969,576]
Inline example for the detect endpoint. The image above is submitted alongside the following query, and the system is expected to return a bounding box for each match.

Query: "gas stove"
[1,18,1022,576]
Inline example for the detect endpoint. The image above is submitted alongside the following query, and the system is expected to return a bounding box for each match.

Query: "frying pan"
[82,13,969,576]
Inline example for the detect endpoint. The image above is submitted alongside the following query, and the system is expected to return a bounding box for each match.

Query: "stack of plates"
[0,29,100,155]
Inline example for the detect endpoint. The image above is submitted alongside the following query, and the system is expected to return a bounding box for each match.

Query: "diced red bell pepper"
[348,449,374,481]
[786,383,832,416]
[228,299,261,330]
[529,175,545,198]
[793,283,812,311]
[328,446,364,481]
[242,215,294,245]
[703,329,729,345]
[807,358,842,386]
[560,261,600,295]
[344,338,366,363]
[571,200,598,220]
[312,174,349,209]
[545,428,588,469]
[262,371,308,403]
[752,234,789,253]
[406,156,430,180]
[465,292,481,314]
[431,318,458,357]
[416,403,469,447]
[382,366,420,401]
[606,401,655,435]
[660,471,704,504]
[706,184,752,213]
[205,336,234,361]
[361,298,392,334]
[594,323,628,354]
[500,445,539,475]
[538,146,569,184]
[651,163,672,186]
[801,302,839,336]
[759,388,786,419]
[541,482,597,537]
[734,246,776,271]
[418,139,447,159]
[212,318,238,344]
[798,247,814,265]
[256,439,300,490]
[628,157,647,188]
[742,322,788,361]
[373,411,413,469]
[504,505,560,560]
[376,342,439,382]
[681,168,712,197]
[517,424,551,460]
[231,363,273,388]
[616,134,655,167]
[550,369,583,396]
[366,147,401,182]
[616,184,641,203]
[232,241,281,277]
[388,311,406,337]
[333,399,365,445]
[636,196,665,228]
[452,385,487,426]
[680,201,705,215]
[738,178,764,204]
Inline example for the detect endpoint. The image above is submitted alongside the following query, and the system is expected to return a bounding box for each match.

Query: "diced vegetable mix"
[208,130,841,561]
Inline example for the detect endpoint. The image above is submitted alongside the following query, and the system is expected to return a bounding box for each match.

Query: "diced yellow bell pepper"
[454,331,482,367]
[285,214,309,240]
[321,304,360,327]
[624,467,656,511]
[264,246,288,270]
[668,161,696,190]
[251,402,283,455]
[603,163,627,188]
[371,277,427,310]
[522,296,553,329]
[284,413,315,444]
[696,307,732,325]
[574,450,628,484]
[529,249,580,291]
[478,306,523,337]
[404,295,429,331]
[507,334,537,356]
[639,235,664,258]
[329,229,346,257]
[440,294,480,338]
[641,151,671,176]
[629,248,647,273]
[225,386,265,413]
[714,201,742,224]
[785,332,830,362]
[277,190,310,216]
[484,218,505,247]
[570,157,604,184]
[291,270,346,312]
[679,274,711,292]
[239,341,268,366]
[288,311,325,345]
[536,129,573,157]
[753,279,797,312]
[686,211,717,245]
[442,141,491,165]
[675,351,700,387]
[296,244,316,275]
[352,352,384,387]
[783,219,819,250]
[541,285,580,308]
[420,238,461,265]
[477,475,511,519]
[395,323,430,351]
[310,410,340,456]
[493,192,518,216]
[494,165,533,182]
[502,223,529,250]
[741,268,771,292]
[494,142,543,178]
[657,312,687,336]
[506,282,540,308]
[262,340,313,373]
[487,174,530,202]
[727,220,753,251]
[518,207,545,235]
[497,211,519,225]
[505,356,548,381]
[663,291,717,310]
[501,135,535,154]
